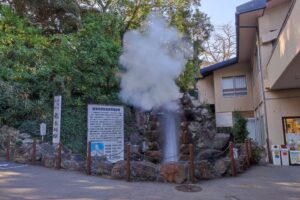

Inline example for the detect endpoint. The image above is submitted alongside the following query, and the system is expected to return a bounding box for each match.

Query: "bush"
[232,111,249,143]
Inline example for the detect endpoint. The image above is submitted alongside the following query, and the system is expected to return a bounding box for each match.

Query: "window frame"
[221,75,247,97]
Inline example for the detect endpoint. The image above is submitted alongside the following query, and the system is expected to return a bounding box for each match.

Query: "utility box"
[280,145,290,166]
[271,145,281,165]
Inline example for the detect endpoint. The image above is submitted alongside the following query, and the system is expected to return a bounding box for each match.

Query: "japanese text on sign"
[87,105,124,163]
[52,96,62,144]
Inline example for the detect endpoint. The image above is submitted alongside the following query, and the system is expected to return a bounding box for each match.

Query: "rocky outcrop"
[159,162,189,184]
[131,161,158,181]
[62,154,85,171]
[111,160,127,179]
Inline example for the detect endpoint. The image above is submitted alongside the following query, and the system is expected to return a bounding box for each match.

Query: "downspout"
[256,27,272,163]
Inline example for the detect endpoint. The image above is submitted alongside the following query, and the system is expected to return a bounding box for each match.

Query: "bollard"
[126,144,131,182]
[189,144,195,183]
[32,139,36,164]
[56,143,62,170]
[6,135,11,161]
[87,141,92,175]
[245,139,250,168]
[229,142,237,177]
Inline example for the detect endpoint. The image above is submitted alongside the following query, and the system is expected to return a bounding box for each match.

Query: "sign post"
[87,105,124,163]
[52,96,62,144]
[40,123,46,143]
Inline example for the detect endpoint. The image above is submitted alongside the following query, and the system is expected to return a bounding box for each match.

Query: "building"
[197,0,300,160]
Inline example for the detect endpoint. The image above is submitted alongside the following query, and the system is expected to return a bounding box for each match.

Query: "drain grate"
[175,184,202,193]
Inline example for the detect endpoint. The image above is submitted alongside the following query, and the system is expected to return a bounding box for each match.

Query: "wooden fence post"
[248,139,252,163]
[126,144,131,182]
[229,142,237,177]
[245,139,250,168]
[87,141,92,175]
[6,135,11,161]
[56,143,62,170]
[189,144,195,183]
[32,139,36,164]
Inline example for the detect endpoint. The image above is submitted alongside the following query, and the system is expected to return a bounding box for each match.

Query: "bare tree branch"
[201,23,236,67]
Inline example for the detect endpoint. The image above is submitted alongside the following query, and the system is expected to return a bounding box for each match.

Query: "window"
[222,75,247,97]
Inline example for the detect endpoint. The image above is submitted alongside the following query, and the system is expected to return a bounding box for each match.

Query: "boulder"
[62,154,85,171]
[14,143,31,163]
[111,160,127,179]
[212,133,230,150]
[195,160,216,180]
[43,153,57,168]
[188,122,202,133]
[91,156,108,174]
[145,151,162,163]
[214,158,231,177]
[97,161,114,176]
[131,161,158,181]
[196,149,223,161]
[159,162,189,184]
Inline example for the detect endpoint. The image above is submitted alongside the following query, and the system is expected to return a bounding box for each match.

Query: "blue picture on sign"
[91,142,105,157]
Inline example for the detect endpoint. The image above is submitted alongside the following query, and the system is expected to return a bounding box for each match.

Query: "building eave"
[200,0,267,78]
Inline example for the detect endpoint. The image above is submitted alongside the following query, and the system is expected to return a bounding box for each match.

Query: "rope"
[107,150,124,157]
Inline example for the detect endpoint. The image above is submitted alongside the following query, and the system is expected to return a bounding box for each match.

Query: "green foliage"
[251,145,264,164]
[232,111,249,143]
[177,60,197,92]
[0,6,123,153]
[9,0,81,33]
[0,2,212,153]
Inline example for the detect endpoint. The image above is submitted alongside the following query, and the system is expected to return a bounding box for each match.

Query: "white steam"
[119,13,192,110]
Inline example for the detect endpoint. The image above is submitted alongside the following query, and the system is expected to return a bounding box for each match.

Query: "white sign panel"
[88,105,124,163]
[216,112,233,127]
[52,96,62,144]
[40,123,46,136]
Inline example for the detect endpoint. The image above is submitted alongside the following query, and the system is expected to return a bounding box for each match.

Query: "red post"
[32,139,36,164]
[87,141,92,175]
[56,143,62,170]
[229,142,237,177]
[189,144,195,183]
[6,135,10,161]
[245,139,250,168]
[126,144,131,182]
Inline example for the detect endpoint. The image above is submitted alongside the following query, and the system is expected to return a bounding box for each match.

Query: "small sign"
[52,96,62,144]
[40,123,46,136]
[233,148,238,159]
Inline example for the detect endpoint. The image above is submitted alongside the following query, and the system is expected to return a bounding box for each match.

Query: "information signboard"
[87,105,124,163]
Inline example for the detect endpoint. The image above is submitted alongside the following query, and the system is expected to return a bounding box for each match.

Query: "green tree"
[0,6,123,152]
[232,111,249,143]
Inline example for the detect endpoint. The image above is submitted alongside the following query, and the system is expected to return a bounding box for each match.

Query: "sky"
[201,0,250,27]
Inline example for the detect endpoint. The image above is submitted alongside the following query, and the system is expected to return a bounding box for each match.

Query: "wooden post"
[56,143,62,170]
[32,139,36,164]
[245,139,250,168]
[87,141,92,175]
[248,139,252,163]
[229,142,237,177]
[126,144,131,182]
[189,144,195,183]
[6,135,10,161]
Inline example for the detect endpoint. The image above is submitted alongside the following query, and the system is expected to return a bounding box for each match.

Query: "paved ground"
[0,162,300,200]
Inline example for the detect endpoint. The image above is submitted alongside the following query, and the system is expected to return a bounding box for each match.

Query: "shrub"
[232,111,249,143]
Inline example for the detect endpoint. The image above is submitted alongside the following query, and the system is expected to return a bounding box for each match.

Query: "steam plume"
[119,13,191,110]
